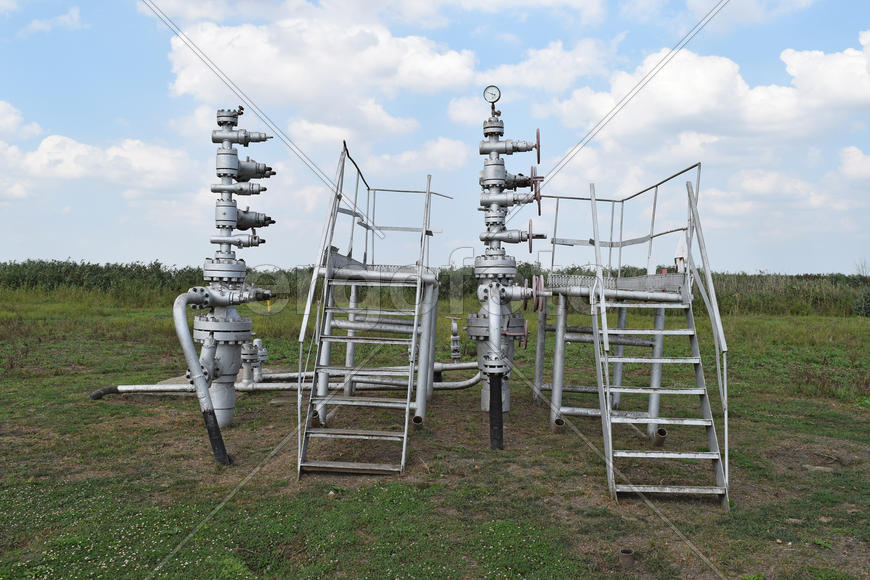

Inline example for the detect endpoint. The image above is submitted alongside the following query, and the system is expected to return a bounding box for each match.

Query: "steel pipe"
[173,291,230,466]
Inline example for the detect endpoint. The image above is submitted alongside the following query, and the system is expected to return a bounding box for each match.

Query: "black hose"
[202,410,231,465]
[488,373,504,450]
[89,386,119,400]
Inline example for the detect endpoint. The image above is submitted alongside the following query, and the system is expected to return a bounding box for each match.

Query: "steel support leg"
[550,294,567,428]
[533,300,547,405]
[647,307,666,438]
[612,306,627,409]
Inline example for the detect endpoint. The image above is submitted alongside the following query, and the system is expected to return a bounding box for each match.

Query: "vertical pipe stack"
[174,107,277,464]
[466,86,544,449]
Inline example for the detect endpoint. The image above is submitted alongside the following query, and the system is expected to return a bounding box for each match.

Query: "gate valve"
[212,128,272,146]
[237,157,276,182]
[236,208,276,230]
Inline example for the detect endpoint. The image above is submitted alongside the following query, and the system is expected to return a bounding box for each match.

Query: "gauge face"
[483,84,501,103]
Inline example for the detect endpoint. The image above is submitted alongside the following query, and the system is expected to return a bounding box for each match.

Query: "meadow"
[0,261,868,578]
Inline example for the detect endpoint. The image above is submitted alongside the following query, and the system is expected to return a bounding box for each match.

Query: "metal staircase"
[537,164,730,507]
[297,145,441,475]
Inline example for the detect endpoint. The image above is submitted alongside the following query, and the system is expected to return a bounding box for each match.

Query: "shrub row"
[1,260,867,317]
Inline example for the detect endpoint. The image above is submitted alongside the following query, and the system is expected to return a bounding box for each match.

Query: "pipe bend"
[88,385,118,400]
[173,291,231,466]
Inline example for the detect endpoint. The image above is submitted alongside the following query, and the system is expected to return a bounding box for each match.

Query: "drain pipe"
[174,291,230,466]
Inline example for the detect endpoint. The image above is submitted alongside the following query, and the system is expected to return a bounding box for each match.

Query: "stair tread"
[328,279,417,288]
[315,365,411,377]
[608,356,701,364]
[300,460,402,474]
[607,328,694,335]
[615,484,726,495]
[613,450,720,459]
[607,302,689,309]
[307,428,405,440]
[320,334,412,345]
[610,413,712,426]
[325,307,416,316]
[311,396,411,409]
[608,387,706,395]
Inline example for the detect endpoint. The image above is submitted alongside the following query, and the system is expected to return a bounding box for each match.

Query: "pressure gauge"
[483,84,501,103]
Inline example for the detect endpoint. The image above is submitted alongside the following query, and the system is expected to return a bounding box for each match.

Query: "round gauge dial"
[483,84,501,103]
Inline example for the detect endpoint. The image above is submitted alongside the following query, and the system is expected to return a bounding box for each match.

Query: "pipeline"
[91,372,483,398]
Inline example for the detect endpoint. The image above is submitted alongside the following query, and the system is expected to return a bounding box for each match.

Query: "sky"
[0,0,868,274]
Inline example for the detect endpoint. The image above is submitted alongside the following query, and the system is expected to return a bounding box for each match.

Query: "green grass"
[1,287,868,578]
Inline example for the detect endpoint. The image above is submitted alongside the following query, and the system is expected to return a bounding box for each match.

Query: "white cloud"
[288,119,353,147]
[167,19,475,105]
[168,105,215,138]
[0,101,42,138]
[839,146,870,180]
[366,137,471,174]
[537,31,870,144]
[144,0,606,28]
[448,96,486,125]
[620,0,668,21]
[686,0,817,30]
[18,6,85,37]
[0,0,16,15]
[479,39,609,93]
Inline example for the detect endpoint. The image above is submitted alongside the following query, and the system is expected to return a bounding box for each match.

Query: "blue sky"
[1,0,868,273]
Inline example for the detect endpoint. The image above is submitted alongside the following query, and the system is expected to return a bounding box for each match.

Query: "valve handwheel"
[528,219,534,254]
[530,166,542,216]
[531,274,539,311]
[522,278,530,311]
[536,128,541,165]
[523,318,529,350]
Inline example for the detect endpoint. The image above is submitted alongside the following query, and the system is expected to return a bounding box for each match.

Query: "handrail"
[620,162,701,202]
[687,182,727,351]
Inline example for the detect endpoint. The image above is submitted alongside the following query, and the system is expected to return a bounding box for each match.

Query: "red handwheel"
[531,165,542,216]
[528,219,534,254]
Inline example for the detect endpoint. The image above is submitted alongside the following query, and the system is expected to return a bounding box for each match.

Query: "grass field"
[1,286,868,579]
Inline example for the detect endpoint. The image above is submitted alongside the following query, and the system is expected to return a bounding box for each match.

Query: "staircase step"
[609,387,706,395]
[307,428,404,442]
[315,365,411,377]
[608,356,701,365]
[615,484,726,495]
[300,460,402,475]
[328,279,417,288]
[325,307,416,317]
[613,450,720,460]
[311,396,411,410]
[607,302,689,309]
[541,383,598,393]
[610,413,712,426]
[606,328,694,336]
[320,335,412,345]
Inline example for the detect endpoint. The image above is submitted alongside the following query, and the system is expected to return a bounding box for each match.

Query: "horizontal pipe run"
[260,361,477,382]
[545,285,683,302]
[327,266,437,284]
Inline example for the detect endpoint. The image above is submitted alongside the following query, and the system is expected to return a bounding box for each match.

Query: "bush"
[854,287,870,317]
